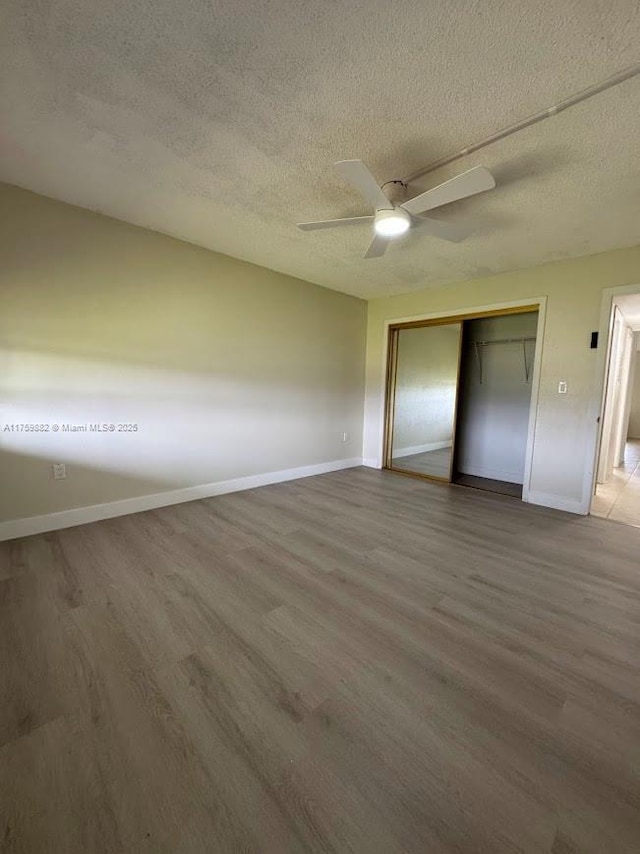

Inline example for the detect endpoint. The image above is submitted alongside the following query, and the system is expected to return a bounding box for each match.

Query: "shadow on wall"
[0,185,367,527]
[0,347,362,524]
[0,218,361,378]
[0,448,171,524]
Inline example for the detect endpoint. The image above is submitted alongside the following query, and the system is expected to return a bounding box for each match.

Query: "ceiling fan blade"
[364,234,389,259]
[297,215,374,231]
[334,160,391,211]
[401,166,495,216]
[414,216,469,243]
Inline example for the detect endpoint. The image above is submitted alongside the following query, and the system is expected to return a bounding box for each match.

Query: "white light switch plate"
[558,381,567,394]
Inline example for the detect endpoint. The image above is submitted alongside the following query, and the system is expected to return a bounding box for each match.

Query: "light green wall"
[0,183,367,525]
[365,245,640,512]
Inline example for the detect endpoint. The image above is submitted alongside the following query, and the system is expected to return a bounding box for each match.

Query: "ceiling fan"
[297,160,495,258]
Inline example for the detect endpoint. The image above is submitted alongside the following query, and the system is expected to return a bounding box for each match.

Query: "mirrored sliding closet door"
[387,322,462,481]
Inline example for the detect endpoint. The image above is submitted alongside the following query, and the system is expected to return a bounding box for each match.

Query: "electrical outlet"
[342,432,350,443]
[52,463,67,480]
[558,381,568,394]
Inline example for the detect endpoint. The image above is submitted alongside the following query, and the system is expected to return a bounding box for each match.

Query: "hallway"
[591,440,640,527]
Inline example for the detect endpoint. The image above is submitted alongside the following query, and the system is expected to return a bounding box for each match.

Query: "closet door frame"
[383,304,540,484]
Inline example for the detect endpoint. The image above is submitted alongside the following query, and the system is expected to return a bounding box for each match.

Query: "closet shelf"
[471,336,536,384]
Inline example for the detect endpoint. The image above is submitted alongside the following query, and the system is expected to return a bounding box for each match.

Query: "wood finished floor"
[1,467,640,853]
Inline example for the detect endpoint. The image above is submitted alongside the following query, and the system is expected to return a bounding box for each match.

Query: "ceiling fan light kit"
[297,159,496,258]
[374,208,411,237]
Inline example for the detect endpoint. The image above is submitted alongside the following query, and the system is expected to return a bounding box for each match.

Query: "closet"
[384,307,538,498]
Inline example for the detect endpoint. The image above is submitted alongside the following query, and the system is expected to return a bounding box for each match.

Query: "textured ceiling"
[1,0,639,298]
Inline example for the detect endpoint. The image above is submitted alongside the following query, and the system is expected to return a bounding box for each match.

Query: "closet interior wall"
[453,311,539,494]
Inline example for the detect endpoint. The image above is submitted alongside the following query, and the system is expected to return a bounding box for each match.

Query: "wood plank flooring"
[1,467,640,853]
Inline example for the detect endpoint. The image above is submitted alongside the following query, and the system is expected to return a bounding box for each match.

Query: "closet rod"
[471,336,536,347]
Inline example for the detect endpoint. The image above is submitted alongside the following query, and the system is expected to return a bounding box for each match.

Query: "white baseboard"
[0,457,363,542]
[392,440,451,458]
[526,490,587,515]
[457,463,523,484]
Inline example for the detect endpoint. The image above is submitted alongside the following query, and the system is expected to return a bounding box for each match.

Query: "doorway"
[384,305,539,500]
[592,293,640,526]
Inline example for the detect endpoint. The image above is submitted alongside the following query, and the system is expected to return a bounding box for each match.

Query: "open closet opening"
[383,305,539,500]
[452,311,538,498]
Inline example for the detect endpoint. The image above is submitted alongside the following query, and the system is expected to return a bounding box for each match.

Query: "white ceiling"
[1,0,639,298]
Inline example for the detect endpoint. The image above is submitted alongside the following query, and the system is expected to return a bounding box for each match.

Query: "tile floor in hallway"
[591,440,640,527]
